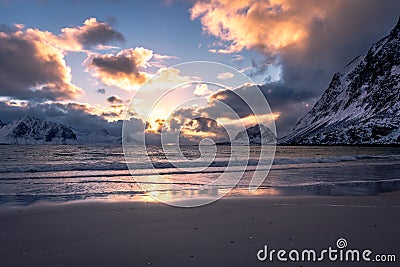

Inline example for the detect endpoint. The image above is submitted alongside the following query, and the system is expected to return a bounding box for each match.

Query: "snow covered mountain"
[281,18,400,145]
[0,116,123,145]
[75,129,121,144]
[0,116,77,145]
[232,124,276,145]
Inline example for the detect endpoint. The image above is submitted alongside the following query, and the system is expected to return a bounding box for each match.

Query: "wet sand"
[1,193,399,266]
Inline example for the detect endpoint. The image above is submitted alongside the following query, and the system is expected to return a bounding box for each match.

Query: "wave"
[274,155,357,164]
[0,154,398,174]
[0,162,129,174]
[0,167,269,181]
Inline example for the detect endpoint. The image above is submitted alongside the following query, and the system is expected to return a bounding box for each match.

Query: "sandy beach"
[1,193,399,267]
[1,0,400,266]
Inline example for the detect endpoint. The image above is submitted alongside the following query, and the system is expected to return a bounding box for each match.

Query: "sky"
[1,0,399,141]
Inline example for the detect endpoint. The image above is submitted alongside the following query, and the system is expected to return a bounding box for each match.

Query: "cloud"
[191,0,400,136]
[152,54,178,60]
[101,103,126,120]
[162,84,277,141]
[0,18,178,140]
[107,95,123,104]
[217,72,234,80]
[0,100,144,137]
[190,0,329,54]
[85,48,180,91]
[59,18,125,50]
[193,83,213,96]
[181,117,228,142]
[0,18,126,102]
[0,26,83,101]
[165,83,311,137]
[232,54,244,62]
[203,88,253,119]
[31,18,125,52]
[168,107,228,143]
[207,83,314,136]
[85,47,154,91]
[96,88,106,94]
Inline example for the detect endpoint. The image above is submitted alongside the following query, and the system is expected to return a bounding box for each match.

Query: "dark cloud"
[202,88,254,119]
[96,88,106,94]
[76,20,124,48]
[106,95,123,104]
[256,83,315,135]
[60,17,125,49]
[0,27,82,101]
[85,47,153,89]
[92,56,136,75]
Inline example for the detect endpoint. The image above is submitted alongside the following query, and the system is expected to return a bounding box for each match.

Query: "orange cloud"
[85,47,154,91]
[190,0,330,54]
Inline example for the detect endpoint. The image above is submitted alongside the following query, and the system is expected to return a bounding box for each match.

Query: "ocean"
[0,145,399,205]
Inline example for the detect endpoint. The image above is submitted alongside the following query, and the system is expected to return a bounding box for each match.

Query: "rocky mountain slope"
[0,116,77,145]
[231,124,276,145]
[281,18,400,145]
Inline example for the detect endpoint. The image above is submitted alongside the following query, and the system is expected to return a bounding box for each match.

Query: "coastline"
[1,193,399,266]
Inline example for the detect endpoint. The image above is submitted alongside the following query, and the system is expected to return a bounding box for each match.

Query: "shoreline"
[2,179,400,207]
[2,190,400,208]
[1,193,399,266]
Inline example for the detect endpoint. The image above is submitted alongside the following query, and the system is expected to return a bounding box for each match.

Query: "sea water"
[0,145,399,205]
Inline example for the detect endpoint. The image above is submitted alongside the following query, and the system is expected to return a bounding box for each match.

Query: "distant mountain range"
[280,18,400,145]
[231,124,276,145]
[215,124,276,146]
[0,116,120,145]
[0,116,276,146]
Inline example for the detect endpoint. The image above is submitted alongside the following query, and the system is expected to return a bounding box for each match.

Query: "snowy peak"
[232,124,276,145]
[0,117,125,145]
[0,116,77,144]
[281,19,400,145]
[76,129,121,144]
